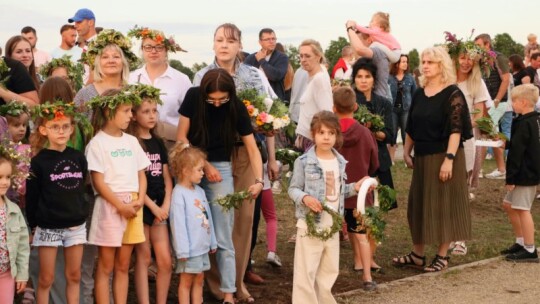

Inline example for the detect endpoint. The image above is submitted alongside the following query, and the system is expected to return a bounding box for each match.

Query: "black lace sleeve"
[446,89,473,141]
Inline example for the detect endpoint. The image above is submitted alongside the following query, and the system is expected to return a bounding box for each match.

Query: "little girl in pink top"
[355,11,402,63]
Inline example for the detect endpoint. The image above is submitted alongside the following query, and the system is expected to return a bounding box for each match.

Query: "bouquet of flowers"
[214,190,252,212]
[352,185,396,243]
[275,148,301,171]
[353,105,385,132]
[237,88,291,134]
[0,57,11,88]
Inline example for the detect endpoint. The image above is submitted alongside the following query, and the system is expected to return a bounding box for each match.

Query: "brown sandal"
[424,254,450,272]
[392,251,426,269]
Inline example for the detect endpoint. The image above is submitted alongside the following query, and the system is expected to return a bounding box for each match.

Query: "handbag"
[255,133,268,164]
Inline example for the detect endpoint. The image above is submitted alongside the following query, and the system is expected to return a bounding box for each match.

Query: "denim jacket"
[288,147,357,221]
[3,196,30,281]
[388,73,417,111]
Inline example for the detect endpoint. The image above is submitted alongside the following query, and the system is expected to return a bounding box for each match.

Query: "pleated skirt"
[407,149,471,244]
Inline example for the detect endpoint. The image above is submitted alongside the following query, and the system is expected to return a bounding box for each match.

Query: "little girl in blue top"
[288,111,367,304]
[169,141,217,304]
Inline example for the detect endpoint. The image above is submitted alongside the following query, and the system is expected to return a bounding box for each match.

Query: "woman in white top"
[128,27,192,147]
[294,39,333,152]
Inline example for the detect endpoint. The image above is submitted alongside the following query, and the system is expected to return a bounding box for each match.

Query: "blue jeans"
[201,161,236,293]
[499,111,512,140]
[391,107,408,145]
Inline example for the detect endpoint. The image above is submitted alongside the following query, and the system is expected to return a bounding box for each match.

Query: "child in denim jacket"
[288,111,367,304]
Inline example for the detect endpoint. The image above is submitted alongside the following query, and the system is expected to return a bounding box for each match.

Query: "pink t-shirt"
[355,25,401,50]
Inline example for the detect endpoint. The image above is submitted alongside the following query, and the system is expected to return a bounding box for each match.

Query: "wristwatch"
[255,177,264,185]
[445,153,455,160]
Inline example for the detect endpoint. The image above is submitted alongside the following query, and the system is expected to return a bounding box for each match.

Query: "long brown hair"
[39,77,74,104]
[5,35,40,90]
[126,98,162,151]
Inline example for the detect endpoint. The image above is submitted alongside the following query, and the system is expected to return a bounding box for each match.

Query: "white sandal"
[451,241,468,255]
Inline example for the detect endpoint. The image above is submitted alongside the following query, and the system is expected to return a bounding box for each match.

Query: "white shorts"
[32,223,87,247]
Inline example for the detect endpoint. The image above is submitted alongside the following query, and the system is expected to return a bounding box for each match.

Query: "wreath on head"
[86,86,144,120]
[442,30,496,78]
[128,83,163,105]
[39,55,84,91]
[0,138,31,192]
[80,29,140,70]
[0,100,29,117]
[32,101,93,138]
[127,25,187,53]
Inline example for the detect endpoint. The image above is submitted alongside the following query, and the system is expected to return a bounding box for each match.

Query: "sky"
[0,0,536,68]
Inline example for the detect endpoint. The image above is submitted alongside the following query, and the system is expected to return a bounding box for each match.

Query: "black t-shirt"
[406,85,473,156]
[179,86,253,162]
[524,67,538,85]
[143,135,168,204]
[0,57,36,105]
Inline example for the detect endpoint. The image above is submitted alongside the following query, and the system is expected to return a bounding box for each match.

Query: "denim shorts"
[33,223,87,247]
[175,253,210,274]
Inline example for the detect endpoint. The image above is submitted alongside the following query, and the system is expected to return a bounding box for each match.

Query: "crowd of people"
[0,7,539,304]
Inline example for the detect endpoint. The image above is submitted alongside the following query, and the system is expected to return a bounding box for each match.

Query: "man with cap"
[68,8,97,85]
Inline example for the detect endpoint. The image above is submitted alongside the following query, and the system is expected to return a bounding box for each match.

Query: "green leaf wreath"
[275,148,301,172]
[80,29,140,71]
[304,204,344,241]
[0,100,29,117]
[39,55,84,91]
[0,57,11,88]
[214,190,252,212]
[352,185,397,243]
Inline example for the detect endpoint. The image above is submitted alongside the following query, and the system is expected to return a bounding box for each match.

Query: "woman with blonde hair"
[393,46,473,272]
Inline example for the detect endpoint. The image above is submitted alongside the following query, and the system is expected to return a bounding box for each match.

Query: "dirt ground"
[337,256,540,304]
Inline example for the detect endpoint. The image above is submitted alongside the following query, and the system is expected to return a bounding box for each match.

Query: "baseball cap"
[68,8,95,23]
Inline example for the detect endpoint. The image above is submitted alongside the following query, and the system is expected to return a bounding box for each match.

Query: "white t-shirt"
[129,65,192,126]
[295,69,333,139]
[50,46,83,62]
[85,131,151,193]
[317,157,341,228]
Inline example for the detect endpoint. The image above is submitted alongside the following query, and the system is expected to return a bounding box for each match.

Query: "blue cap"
[68,8,95,23]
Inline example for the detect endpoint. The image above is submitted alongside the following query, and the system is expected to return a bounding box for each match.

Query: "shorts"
[32,223,87,247]
[89,192,144,247]
[503,186,536,210]
[504,185,537,210]
[175,253,210,274]
[344,209,366,234]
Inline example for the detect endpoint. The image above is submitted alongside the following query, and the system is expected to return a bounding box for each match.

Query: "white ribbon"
[356,177,379,214]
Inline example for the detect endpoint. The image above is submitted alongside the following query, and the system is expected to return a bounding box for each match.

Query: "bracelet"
[255,177,264,186]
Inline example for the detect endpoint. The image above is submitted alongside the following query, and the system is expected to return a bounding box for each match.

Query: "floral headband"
[443,30,496,77]
[128,83,163,105]
[80,29,140,70]
[127,25,187,53]
[39,55,84,91]
[0,137,31,192]
[0,57,11,88]
[0,100,29,117]
[32,101,93,137]
[87,86,144,119]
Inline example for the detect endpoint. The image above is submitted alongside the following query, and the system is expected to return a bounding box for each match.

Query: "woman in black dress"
[392,46,473,272]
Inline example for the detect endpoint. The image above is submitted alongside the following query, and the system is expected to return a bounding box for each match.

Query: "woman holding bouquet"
[352,58,396,209]
[177,68,263,304]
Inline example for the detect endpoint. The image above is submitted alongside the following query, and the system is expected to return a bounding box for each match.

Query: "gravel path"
[336,256,540,304]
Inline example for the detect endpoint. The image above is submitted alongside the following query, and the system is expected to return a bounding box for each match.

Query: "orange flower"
[141,28,149,37]
[242,100,251,106]
[256,116,264,126]
[54,110,65,121]
[155,35,164,44]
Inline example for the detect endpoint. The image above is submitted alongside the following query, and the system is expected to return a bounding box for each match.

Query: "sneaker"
[478,169,484,179]
[500,243,524,255]
[266,252,282,267]
[485,169,506,179]
[271,180,282,194]
[505,247,539,263]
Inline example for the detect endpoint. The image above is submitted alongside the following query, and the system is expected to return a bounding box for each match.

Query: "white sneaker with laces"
[485,169,506,179]
[266,251,282,267]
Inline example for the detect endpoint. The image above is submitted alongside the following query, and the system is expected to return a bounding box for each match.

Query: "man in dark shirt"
[244,28,289,100]
[525,52,540,88]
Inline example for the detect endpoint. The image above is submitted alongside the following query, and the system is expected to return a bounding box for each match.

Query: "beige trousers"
[292,228,339,304]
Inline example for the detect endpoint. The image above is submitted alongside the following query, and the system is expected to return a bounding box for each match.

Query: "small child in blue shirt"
[169,142,217,304]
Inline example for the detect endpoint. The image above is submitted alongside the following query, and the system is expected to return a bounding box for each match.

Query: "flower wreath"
[39,55,85,91]
[0,138,31,192]
[127,25,187,53]
[304,204,343,241]
[32,101,93,138]
[442,30,496,78]
[80,29,140,70]
[0,57,11,88]
[0,100,29,117]
[214,190,252,212]
[128,83,163,105]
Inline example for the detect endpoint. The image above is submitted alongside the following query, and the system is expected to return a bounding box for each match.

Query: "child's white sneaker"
[266,251,282,267]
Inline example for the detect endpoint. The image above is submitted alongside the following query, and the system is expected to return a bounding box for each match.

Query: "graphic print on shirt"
[50,159,84,190]
[146,152,163,177]
[325,170,338,203]
[194,199,210,234]
[110,148,133,158]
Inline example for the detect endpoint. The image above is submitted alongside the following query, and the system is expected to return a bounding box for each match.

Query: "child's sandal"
[391,251,426,269]
[424,254,450,272]
[450,241,468,255]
